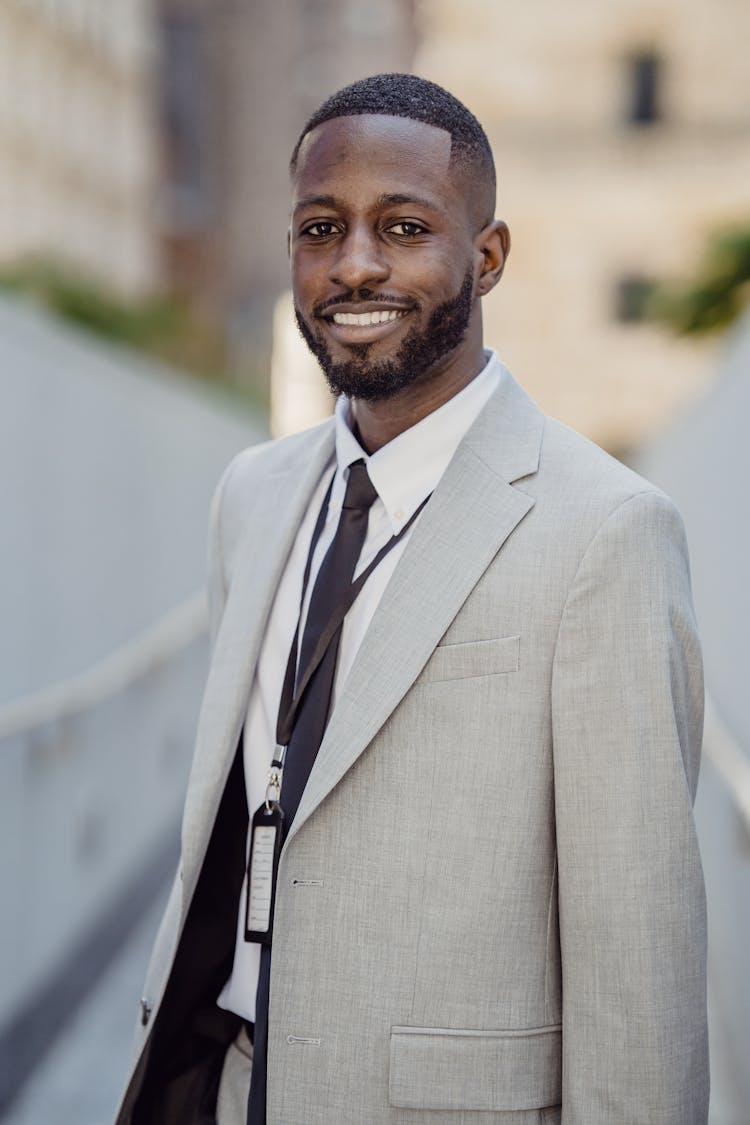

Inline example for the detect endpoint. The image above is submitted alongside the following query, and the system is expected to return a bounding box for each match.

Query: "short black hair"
[290,73,496,217]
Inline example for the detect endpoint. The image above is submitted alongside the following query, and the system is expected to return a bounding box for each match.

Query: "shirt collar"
[334,350,503,534]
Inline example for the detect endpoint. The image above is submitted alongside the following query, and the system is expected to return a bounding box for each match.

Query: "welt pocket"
[389,1023,562,1112]
[419,634,520,684]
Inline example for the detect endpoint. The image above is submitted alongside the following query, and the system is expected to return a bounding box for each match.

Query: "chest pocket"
[419,634,520,684]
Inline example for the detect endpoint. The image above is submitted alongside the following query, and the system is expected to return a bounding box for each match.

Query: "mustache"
[313,291,417,317]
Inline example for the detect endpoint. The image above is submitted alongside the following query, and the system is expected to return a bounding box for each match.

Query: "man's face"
[290,115,483,402]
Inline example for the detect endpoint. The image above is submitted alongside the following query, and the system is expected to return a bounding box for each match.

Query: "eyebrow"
[376,192,440,211]
[293,191,442,215]
[293,194,338,215]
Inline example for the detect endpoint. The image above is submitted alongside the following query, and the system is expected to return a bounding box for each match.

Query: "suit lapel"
[286,368,544,845]
[181,423,336,883]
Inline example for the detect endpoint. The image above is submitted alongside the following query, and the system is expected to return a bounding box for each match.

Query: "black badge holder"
[244,757,286,945]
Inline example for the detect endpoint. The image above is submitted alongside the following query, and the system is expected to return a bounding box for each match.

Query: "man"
[116,74,708,1124]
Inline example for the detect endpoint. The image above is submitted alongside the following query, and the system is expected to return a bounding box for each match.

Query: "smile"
[318,304,413,347]
[331,310,407,326]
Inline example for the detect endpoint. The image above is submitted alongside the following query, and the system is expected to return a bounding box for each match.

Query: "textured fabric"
[116,363,708,1125]
[217,1026,253,1125]
[248,459,377,1124]
[218,352,500,1023]
[388,1025,562,1111]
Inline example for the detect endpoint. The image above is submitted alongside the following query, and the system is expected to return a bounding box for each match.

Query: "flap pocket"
[420,635,520,684]
[389,1024,561,1112]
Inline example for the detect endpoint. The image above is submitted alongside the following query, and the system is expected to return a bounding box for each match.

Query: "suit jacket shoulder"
[208,418,336,623]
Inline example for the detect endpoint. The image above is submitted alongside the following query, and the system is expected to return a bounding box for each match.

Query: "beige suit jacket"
[116,367,708,1123]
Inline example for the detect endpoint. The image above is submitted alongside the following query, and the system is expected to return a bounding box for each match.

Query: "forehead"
[292,114,461,213]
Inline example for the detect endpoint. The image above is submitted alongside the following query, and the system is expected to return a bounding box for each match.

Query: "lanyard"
[266,469,432,804]
[245,467,431,944]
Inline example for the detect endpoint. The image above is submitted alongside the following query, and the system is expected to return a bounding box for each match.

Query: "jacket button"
[140,998,152,1027]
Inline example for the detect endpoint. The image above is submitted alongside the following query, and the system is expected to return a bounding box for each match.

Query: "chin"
[323,357,419,402]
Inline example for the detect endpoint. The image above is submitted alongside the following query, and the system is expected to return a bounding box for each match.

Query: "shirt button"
[395,508,405,521]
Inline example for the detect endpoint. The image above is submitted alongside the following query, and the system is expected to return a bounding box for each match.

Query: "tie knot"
[342,459,378,511]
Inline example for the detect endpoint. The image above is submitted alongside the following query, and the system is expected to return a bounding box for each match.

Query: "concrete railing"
[0,593,210,1046]
[0,592,207,741]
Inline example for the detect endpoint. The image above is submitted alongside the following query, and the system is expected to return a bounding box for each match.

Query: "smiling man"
[116,75,708,1125]
[289,98,505,439]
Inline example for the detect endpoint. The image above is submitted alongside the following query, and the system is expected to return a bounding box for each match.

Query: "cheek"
[290,252,320,300]
[415,241,471,281]
[392,259,457,305]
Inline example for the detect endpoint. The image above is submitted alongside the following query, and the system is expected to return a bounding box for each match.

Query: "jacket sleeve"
[551,489,709,1123]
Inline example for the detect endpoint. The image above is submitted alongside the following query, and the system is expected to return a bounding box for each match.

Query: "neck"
[351,342,487,454]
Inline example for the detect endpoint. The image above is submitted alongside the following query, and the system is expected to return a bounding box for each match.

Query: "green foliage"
[0,256,225,377]
[648,224,750,335]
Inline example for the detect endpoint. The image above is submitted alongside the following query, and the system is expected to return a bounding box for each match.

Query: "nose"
[329,223,390,291]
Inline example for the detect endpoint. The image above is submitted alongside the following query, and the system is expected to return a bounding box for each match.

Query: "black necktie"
[247,459,378,1124]
[280,459,378,824]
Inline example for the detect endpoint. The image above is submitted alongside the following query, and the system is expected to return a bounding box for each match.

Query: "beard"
[294,268,475,402]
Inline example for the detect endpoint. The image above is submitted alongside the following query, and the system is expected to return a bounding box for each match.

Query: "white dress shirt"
[217,351,503,1021]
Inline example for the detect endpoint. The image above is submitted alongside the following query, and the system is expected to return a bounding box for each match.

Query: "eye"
[386,220,427,238]
[301,220,340,238]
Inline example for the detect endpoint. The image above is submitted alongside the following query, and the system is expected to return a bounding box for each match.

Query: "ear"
[475,220,510,296]
[287,226,292,259]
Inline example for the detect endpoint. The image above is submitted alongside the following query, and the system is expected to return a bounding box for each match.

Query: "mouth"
[318,303,412,345]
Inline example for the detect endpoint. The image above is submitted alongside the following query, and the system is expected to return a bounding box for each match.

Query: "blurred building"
[416,0,750,452]
[158,0,417,386]
[3,0,747,446]
[0,0,160,297]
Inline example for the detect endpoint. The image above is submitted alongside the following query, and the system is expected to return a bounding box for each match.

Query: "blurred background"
[0,0,748,1121]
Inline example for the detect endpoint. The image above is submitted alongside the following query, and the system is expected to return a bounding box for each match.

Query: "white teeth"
[332,310,406,326]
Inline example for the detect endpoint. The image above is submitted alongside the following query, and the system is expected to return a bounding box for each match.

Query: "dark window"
[627,51,662,125]
[160,13,214,226]
[614,275,656,323]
